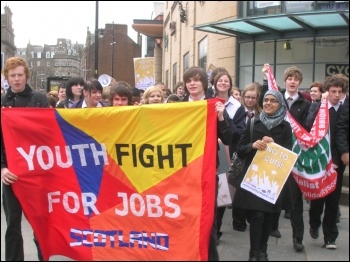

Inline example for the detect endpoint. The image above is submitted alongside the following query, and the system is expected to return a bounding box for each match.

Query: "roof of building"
[194,10,349,42]
[132,19,163,38]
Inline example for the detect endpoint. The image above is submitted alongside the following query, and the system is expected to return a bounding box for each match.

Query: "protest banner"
[265,64,337,199]
[1,100,218,261]
[134,57,155,89]
[241,142,298,204]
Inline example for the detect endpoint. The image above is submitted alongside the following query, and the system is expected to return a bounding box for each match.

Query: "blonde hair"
[241,83,262,114]
[143,86,164,104]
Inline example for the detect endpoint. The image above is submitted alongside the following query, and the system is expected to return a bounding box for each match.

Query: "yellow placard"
[134,57,155,89]
[240,142,298,204]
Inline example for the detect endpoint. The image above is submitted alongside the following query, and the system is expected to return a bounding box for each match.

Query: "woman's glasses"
[263,98,279,104]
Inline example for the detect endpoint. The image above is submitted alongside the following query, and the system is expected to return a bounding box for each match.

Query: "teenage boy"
[1,57,49,261]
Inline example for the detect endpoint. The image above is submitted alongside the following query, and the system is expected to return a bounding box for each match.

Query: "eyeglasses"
[244,96,257,100]
[263,98,279,104]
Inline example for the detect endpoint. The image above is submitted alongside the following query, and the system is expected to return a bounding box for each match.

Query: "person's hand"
[1,167,18,185]
[321,91,329,101]
[341,152,349,166]
[215,101,225,121]
[262,64,269,80]
[262,136,274,143]
[252,140,267,151]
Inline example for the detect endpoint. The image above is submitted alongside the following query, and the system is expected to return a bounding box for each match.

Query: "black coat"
[233,118,294,212]
[306,101,344,166]
[281,90,311,130]
[335,98,349,157]
[228,105,246,157]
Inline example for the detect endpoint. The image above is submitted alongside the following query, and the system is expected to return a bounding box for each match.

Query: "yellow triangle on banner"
[57,102,208,192]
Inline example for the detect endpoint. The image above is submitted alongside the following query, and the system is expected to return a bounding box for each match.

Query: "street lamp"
[94,1,99,78]
[110,22,116,78]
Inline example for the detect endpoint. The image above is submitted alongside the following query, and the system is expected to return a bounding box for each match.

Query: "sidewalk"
[218,203,349,261]
[1,193,349,261]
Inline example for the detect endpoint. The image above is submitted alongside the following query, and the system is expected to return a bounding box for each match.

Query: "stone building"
[15,39,84,90]
[163,1,349,90]
[1,5,16,70]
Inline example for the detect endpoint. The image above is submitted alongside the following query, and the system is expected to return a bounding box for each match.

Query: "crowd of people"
[1,56,349,261]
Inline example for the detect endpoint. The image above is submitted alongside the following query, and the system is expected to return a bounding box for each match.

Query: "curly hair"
[4,57,30,81]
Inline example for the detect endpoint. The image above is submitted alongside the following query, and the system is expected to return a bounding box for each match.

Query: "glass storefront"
[236,1,349,89]
[242,1,349,17]
[238,36,349,89]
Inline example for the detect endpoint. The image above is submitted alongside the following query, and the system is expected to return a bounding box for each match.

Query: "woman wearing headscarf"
[233,89,293,261]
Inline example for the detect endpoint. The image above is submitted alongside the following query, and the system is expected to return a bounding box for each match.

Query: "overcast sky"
[1,1,163,48]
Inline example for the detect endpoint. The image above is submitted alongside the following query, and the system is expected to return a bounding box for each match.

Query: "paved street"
[1,185,348,261]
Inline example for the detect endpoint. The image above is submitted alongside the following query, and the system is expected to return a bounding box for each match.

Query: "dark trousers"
[309,166,344,243]
[2,183,24,261]
[231,206,247,230]
[2,183,43,261]
[271,211,281,230]
[247,210,273,254]
[290,186,304,241]
[216,206,226,237]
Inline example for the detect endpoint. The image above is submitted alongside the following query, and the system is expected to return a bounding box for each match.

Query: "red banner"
[265,65,337,199]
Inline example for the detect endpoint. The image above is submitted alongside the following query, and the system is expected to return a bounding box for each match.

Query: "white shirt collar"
[224,96,242,119]
[189,95,206,102]
[285,93,299,101]
[328,100,340,111]
[82,100,103,108]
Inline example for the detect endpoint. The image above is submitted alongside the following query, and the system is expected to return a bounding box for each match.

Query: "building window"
[183,52,189,72]
[37,61,40,66]
[47,61,50,66]
[37,52,41,59]
[46,52,50,58]
[173,63,177,90]
[198,37,208,70]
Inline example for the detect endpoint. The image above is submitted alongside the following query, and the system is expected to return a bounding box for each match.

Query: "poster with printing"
[1,100,217,261]
[240,142,298,204]
[206,62,217,84]
[134,57,155,89]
